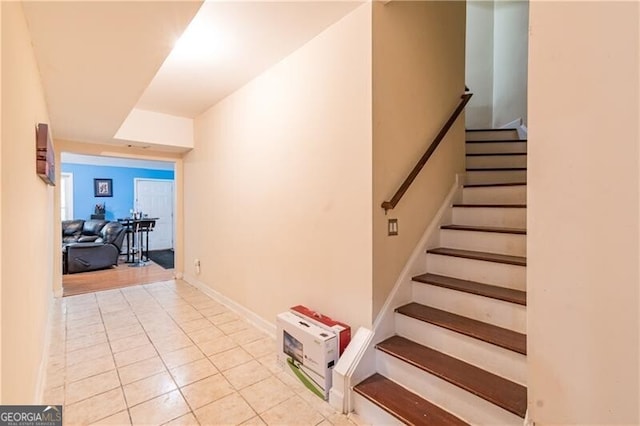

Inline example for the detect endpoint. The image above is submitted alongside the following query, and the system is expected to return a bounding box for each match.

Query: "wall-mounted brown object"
[36,122,55,186]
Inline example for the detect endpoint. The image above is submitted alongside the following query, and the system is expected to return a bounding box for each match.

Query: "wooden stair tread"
[452,203,526,208]
[466,167,527,171]
[395,303,527,355]
[412,273,526,305]
[354,373,469,426]
[377,336,527,418]
[466,139,527,143]
[466,152,526,157]
[427,247,526,266]
[464,182,527,188]
[466,128,517,132]
[441,224,526,235]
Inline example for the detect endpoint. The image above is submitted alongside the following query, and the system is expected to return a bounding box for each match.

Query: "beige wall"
[372,1,466,318]
[1,2,53,403]
[465,0,528,128]
[528,2,639,424]
[493,0,528,127]
[465,1,494,128]
[185,4,373,330]
[0,0,3,404]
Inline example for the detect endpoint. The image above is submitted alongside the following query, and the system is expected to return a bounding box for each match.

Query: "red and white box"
[290,305,351,355]
[276,312,338,400]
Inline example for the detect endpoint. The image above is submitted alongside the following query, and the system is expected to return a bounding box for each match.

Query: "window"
[60,172,74,220]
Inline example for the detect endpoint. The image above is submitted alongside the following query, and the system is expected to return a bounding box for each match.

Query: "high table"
[117,218,158,266]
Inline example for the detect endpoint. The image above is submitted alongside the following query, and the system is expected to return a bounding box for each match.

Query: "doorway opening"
[60,152,177,296]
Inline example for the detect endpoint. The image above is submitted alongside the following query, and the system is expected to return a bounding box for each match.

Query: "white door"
[135,179,174,250]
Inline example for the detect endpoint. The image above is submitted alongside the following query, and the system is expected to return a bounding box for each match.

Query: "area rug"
[147,249,175,269]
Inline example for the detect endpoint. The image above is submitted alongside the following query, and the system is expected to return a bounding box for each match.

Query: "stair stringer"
[339,177,462,415]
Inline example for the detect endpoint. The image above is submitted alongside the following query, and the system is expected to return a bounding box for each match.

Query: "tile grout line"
[166,281,269,423]
[169,281,338,426]
[149,281,273,423]
[97,288,134,426]
[151,281,280,424]
[113,283,205,423]
[65,286,245,422]
[56,281,346,426]
[168,282,335,425]
[62,293,131,423]
[138,282,202,425]
[178,289,282,424]
[97,283,191,424]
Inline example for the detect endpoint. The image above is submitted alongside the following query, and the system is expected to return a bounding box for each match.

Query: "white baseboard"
[182,273,276,339]
[500,117,527,140]
[501,118,523,129]
[35,293,57,403]
[329,388,345,413]
[519,124,528,140]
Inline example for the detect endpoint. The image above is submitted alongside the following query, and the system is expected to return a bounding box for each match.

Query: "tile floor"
[43,280,356,426]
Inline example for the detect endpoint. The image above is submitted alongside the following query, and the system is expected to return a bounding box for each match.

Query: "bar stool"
[129,219,155,267]
[122,225,134,262]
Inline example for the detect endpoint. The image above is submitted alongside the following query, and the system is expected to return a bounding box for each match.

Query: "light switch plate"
[388,219,398,236]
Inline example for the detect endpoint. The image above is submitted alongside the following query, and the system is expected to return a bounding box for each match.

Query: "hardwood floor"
[62,257,175,297]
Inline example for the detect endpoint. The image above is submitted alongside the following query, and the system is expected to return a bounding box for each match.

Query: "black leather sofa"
[62,220,126,274]
[63,219,108,244]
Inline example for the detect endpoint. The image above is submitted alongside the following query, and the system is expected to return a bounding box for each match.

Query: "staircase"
[354,128,527,425]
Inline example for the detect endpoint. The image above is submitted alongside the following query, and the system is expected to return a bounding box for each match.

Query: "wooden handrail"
[381,93,473,212]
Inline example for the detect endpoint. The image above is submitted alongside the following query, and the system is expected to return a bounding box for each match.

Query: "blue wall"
[61,163,174,221]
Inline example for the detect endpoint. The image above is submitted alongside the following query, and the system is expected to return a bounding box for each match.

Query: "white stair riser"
[466,130,519,141]
[467,155,527,169]
[395,314,527,385]
[462,185,527,204]
[411,282,526,333]
[426,253,526,291]
[452,206,526,228]
[440,229,527,257]
[465,170,527,185]
[352,392,404,426]
[466,142,527,155]
[376,350,524,425]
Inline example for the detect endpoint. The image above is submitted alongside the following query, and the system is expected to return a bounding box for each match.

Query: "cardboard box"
[276,312,338,400]
[290,305,351,355]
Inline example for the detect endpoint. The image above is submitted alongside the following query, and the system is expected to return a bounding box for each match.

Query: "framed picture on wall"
[94,178,113,197]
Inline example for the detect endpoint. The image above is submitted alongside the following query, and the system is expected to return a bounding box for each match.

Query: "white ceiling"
[136,1,362,118]
[22,1,362,147]
[22,1,203,144]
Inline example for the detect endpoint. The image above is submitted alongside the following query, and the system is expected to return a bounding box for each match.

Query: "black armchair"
[63,222,126,274]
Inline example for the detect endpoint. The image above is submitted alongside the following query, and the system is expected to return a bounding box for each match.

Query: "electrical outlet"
[194,259,201,274]
[388,219,398,236]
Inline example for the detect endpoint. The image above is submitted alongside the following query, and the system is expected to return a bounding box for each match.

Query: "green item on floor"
[286,358,324,399]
